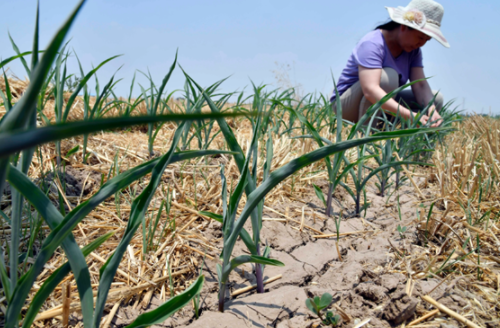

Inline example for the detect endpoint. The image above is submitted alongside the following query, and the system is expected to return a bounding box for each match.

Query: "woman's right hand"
[418,114,431,127]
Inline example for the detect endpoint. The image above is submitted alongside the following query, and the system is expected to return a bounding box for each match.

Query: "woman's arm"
[410,67,442,126]
[359,66,428,123]
[409,67,436,107]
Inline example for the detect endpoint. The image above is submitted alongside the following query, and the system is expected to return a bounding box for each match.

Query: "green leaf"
[198,211,222,223]
[199,211,256,255]
[219,120,260,273]
[184,71,272,285]
[66,145,80,157]
[7,164,94,328]
[182,70,250,182]
[0,51,41,71]
[93,123,186,326]
[305,298,319,315]
[20,0,41,178]
[263,130,273,181]
[313,184,326,207]
[30,1,40,73]
[239,228,257,255]
[220,165,229,237]
[0,208,11,225]
[152,50,177,116]
[62,55,122,122]
[0,0,87,228]
[0,0,86,133]
[216,263,222,287]
[125,275,204,328]
[0,112,249,159]
[228,255,284,272]
[334,154,377,188]
[7,148,231,328]
[360,160,430,189]
[223,127,448,272]
[8,32,31,76]
[0,71,13,112]
[227,159,250,223]
[0,250,11,302]
[21,232,114,328]
[319,293,332,309]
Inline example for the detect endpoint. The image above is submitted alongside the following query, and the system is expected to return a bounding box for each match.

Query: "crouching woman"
[331,0,450,128]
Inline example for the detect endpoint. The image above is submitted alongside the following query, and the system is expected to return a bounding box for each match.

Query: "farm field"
[2,76,499,328]
[1,2,499,328]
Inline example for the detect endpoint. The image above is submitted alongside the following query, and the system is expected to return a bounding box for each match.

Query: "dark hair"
[375,20,414,31]
[374,20,401,31]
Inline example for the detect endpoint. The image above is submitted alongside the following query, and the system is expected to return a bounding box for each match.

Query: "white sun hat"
[386,0,450,48]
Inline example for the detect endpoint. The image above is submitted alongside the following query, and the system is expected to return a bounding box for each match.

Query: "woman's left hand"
[429,106,443,127]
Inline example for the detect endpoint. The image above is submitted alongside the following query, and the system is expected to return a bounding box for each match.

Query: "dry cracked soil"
[109,183,471,328]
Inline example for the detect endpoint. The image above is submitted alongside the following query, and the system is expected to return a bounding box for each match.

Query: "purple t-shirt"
[331,29,423,102]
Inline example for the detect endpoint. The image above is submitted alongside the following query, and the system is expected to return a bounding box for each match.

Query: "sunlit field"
[0,2,498,328]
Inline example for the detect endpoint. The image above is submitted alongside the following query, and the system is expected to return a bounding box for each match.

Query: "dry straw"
[1,69,498,327]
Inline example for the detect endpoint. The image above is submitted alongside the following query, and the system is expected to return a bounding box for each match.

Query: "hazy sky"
[1,0,499,114]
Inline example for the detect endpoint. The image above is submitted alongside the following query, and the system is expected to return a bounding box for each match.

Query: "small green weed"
[305,293,340,327]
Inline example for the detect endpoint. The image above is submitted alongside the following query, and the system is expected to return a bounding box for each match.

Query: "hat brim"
[386,7,450,48]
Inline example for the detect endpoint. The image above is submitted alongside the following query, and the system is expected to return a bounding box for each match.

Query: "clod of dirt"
[260,222,308,253]
[225,286,308,326]
[290,240,339,274]
[367,317,392,328]
[450,293,468,307]
[382,290,418,325]
[417,279,448,299]
[437,295,466,313]
[354,283,388,303]
[315,261,364,292]
[1,182,10,195]
[276,315,312,328]
[186,311,250,328]
[41,166,99,197]
[259,250,310,286]
[1,182,11,211]
[339,292,368,319]
[376,274,404,292]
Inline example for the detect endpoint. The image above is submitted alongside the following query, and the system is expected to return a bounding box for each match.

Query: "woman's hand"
[428,106,443,127]
[416,111,441,127]
[417,114,431,126]
[410,68,443,127]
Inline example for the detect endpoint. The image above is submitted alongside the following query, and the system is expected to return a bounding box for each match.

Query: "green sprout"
[305,293,340,327]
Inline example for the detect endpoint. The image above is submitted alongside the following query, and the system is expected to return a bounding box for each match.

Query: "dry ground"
[0,77,499,328]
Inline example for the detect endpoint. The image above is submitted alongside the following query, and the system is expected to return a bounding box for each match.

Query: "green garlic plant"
[0,1,244,327]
